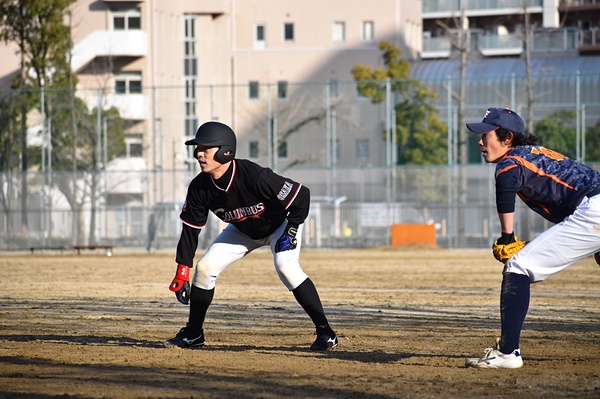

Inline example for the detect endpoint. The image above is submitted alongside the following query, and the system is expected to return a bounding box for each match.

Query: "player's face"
[195,145,230,178]
[478,129,512,163]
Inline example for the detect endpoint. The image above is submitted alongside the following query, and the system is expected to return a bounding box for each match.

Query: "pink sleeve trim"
[180,217,205,230]
[284,184,302,210]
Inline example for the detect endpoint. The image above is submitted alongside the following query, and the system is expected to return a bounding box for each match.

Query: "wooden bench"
[29,246,69,254]
[71,245,114,256]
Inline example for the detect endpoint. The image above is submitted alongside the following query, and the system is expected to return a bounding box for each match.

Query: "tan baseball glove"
[492,237,527,263]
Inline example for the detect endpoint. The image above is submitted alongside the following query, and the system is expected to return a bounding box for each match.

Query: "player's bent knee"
[192,263,217,290]
[276,264,308,291]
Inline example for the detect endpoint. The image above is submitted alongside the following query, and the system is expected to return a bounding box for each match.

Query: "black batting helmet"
[185,121,237,163]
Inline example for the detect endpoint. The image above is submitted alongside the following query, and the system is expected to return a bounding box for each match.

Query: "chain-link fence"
[0,163,568,251]
[1,71,599,251]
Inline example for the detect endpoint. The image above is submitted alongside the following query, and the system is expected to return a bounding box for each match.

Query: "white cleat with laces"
[466,338,523,369]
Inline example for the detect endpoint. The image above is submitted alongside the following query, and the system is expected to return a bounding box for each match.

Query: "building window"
[333,21,345,42]
[249,81,259,99]
[184,59,197,76]
[362,21,374,41]
[249,141,259,158]
[112,8,141,30]
[284,23,294,42]
[185,79,196,100]
[356,139,369,161]
[184,15,198,139]
[125,135,143,157]
[278,141,288,158]
[185,118,198,138]
[255,24,266,49]
[114,72,142,94]
[277,81,288,99]
[184,16,197,77]
[129,143,142,157]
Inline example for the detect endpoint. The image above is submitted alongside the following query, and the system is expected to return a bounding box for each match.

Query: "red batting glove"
[169,264,191,304]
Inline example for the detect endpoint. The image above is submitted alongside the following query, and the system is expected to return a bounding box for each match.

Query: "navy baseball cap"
[466,107,525,135]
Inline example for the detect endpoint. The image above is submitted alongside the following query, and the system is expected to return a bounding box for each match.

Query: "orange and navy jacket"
[495,145,600,224]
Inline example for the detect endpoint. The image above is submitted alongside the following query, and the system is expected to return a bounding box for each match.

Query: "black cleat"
[310,325,338,350]
[164,324,205,348]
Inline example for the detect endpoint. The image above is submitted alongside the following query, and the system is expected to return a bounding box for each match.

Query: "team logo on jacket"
[214,203,266,222]
[277,181,293,201]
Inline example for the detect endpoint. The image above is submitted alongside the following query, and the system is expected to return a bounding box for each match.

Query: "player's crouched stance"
[164,121,338,351]
[464,107,600,369]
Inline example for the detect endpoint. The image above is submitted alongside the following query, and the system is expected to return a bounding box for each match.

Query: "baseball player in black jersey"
[164,121,338,350]
[465,107,600,368]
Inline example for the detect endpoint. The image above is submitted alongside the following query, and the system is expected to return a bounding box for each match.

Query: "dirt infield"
[0,247,598,398]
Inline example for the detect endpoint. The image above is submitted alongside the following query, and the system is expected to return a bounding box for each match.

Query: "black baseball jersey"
[176,159,310,267]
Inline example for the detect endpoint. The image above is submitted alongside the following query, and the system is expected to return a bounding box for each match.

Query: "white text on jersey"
[214,203,266,223]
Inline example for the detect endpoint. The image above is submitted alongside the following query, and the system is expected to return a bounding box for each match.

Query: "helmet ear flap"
[215,146,235,163]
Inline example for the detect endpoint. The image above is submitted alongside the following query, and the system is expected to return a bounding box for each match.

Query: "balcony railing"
[478,33,523,55]
[71,30,148,72]
[421,36,453,58]
[560,0,600,9]
[423,0,543,14]
[421,28,584,58]
[532,28,578,51]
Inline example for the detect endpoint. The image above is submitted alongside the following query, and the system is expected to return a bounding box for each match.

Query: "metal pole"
[447,75,452,166]
[159,118,163,202]
[173,140,177,202]
[48,118,52,188]
[41,86,45,174]
[103,116,108,241]
[576,71,581,161]
[47,117,53,243]
[385,78,392,204]
[582,104,586,164]
[96,89,102,170]
[385,78,392,168]
[152,86,158,206]
[391,107,397,202]
[510,73,516,110]
[273,115,278,172]
[332,110,337,197]
[326,80,332,169]
[325,80,332,198]
[40,86,46,246]
[267,82,272,169]
[103,117,108,170]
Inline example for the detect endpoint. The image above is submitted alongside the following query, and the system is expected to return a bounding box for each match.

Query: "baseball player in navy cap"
[164,121,338,351]
[465,107,600,368]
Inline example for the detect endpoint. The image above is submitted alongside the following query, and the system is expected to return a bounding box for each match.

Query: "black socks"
[292,278,329,328]
[188,285,215,333]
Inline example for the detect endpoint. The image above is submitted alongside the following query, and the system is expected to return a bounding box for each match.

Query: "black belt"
[587,187,600,198]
